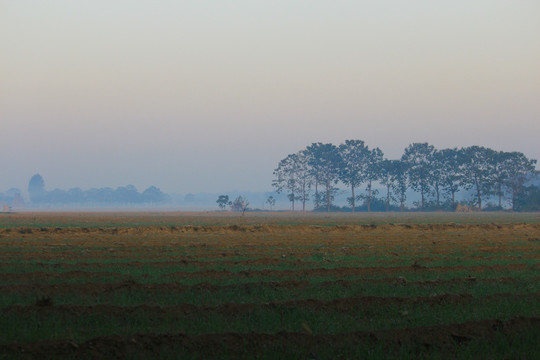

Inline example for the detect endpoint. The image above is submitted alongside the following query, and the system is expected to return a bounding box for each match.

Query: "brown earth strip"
[1,316,538,359]
[1,222,539,237]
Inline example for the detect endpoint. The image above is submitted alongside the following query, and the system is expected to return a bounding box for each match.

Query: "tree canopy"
[272,140,538,212]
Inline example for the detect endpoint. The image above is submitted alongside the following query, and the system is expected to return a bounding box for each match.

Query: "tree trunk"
[511,185,518,211]
[476,179,482,211]
[386,184,390,212]
[326,181,331,212]
[367,181,372,212]
[435,183,440,208]
[314,181,319,210]
[498,184,502,208]
[421,187,425,209]
[351,185,355,213]
[301,181,306,212]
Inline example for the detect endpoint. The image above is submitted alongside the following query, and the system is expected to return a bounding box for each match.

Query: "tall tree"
[28,174,46,204]
[338,140,370,212]
[231,196,249,215]
[272,153,301,211]
[491,151,512,208]
[430,150,446,208]
[265,195,276,211]
[401,143,435,209]
[306,143,341,211]
[364,147,384,212]
[389,160,409,211]
[502,152,537,210]
[216,195,231,210]
[439,148,464,209]
[379,159,397,211]
[461,146,496,210]
[295,150,313,211]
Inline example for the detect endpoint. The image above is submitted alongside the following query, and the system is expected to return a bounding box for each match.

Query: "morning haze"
[1,1,539,194]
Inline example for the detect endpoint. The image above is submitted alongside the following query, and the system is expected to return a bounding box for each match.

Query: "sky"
[1,1,539,195]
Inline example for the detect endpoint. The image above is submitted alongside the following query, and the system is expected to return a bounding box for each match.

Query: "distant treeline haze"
[272,141,539,212]
[26,174,170,205]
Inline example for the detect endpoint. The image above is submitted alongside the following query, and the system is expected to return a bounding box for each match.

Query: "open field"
[0,212,539,359]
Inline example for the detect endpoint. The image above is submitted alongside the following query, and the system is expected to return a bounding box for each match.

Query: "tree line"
[27,174,170,205]
[272,141,538,212]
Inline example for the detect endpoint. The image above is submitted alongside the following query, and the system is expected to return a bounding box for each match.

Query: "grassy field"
[0,212,539,359]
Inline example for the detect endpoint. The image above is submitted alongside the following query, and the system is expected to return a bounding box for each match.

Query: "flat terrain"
[0,212,539,359]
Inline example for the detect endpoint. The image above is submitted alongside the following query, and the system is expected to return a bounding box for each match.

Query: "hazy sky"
[2,1,539,194]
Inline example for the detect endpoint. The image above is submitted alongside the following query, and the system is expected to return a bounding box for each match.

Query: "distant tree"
[114,185,141,204]
[514,185,540,211]
[142,186,168,203]
[306,143,341,211]
[28,174,46,204]
[430,150,445,208]
[265,195,276,211]
[388,160,409,211]
[231,196,249,215]
[338,140,370,212]
[461,146,496,210]
[488,151,513,209]
[502,152,537,210]
[364,147,384,212]
[93,187,115,204]
[379,159,398,211]
[67,188,85,204]
[216,195,231,210]
[273,153,301,211]
[295,150,313,211]
[438,148,464,209]
[46,189,68,204]
[402,143,435,209]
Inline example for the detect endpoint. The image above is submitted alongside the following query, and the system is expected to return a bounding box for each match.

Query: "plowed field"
[0,212,539,359]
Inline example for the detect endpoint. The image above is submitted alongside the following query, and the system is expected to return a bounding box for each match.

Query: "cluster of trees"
[272,141,538,212]
[216,195,250,215]
[27,174,170,205]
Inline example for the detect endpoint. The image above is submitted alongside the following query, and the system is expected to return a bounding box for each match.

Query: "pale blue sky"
[1,1,539,194]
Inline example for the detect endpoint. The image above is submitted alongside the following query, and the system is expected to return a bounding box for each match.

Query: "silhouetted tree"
[231,196,249,215]
[216,195,231,210]
[28,174,46,204]
[266,195,276,210]
[338,140,370,212]
[379,159,398,211]
[306,143,341,211]
[461,146,496,210]
[364,147,384,212]
[273,153,301,211]
[439,148,464,209]
[142,186,168,203]
[402,143,435,209]
[502,152,537,210]
[114,185,141,204]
